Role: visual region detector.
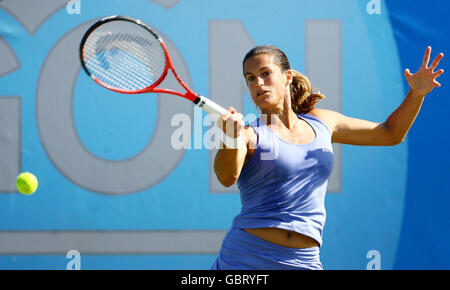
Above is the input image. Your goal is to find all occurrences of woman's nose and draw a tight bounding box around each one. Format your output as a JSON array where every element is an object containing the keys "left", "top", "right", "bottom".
[{"left": 256, "top": 76, "right": 264, "bottom": 86}]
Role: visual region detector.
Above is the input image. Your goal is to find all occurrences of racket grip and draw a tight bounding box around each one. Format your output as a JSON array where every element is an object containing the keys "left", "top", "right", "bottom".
[{"left": 194, "top": 95, "right": 228, "bottom": 116}]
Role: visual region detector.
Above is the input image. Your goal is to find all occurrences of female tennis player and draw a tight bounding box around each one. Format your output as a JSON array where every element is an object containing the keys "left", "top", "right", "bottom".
[{"left": 211, "top": 45, "right": 444, "bottom": 270}]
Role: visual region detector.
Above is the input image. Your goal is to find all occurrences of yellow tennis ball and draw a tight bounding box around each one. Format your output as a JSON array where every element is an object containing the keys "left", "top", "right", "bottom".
[{"left": 16, "top": 172, "right": 38, "bottom": 195}]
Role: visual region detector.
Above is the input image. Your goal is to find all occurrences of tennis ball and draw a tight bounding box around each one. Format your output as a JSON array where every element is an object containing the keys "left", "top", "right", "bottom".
[{"left": 16, "top": 172, "right": 38, "bottom": 195}]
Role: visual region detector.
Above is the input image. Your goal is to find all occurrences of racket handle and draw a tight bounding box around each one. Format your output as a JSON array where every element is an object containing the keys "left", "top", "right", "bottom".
[{"left": 194, "top": 95, "right": 228, "bottom": 116}]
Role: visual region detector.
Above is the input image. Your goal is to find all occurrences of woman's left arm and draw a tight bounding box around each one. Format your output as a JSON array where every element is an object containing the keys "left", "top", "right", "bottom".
[{"left": 313, "top": 46, "right": 444, "bottom": 146}]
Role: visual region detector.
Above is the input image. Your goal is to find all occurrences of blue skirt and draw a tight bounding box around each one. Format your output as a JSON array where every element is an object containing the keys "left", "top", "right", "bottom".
[{"left": 211, "top": 227, "right": 322, "bottom": 270}]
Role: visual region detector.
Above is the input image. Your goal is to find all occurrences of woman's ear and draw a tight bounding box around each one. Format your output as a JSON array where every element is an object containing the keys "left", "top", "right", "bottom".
[
  {"left": 284, "top": 70, "right": 293, "bottom": 98},
  {"left": 285, "top": 70, "right": 293, "bottom": 91},
  {"left": 286, "top": 70, "right": 293, "bottom": 86}
]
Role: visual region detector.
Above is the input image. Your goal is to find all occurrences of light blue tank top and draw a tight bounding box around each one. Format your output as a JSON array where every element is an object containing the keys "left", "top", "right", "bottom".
[{"left": 232, "top": 113, "right": 334, "bottom": 246}]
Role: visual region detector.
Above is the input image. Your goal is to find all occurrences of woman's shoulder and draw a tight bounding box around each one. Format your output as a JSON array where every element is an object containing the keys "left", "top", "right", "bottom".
[
  {"left": 306, "top": 108, "right": 337, "bottom": 134},
  {"left": 307, "top": 108, "right": 333, "bottom": 119}
]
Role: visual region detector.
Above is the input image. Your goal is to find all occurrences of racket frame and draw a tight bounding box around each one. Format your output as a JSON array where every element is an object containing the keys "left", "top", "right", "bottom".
[
  {"left": 79, "top": 15, "right": 197, "bottom": 101},
  {"left": 79, "top": 15, "right": 228, "bottom": 116}
]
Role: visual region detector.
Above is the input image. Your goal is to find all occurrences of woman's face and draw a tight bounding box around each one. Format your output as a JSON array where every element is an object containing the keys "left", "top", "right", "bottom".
[{"left": 243, "top": 53, "right": 291, "bottom": 112}]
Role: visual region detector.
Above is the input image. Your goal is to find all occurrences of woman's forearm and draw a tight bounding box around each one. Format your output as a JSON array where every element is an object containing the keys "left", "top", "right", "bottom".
[
  {"left": 384, "top": 89, "right": 425, "bottom": 144},
  {"left": 214, "top": 146, "right": 247, "bottom": 187}
]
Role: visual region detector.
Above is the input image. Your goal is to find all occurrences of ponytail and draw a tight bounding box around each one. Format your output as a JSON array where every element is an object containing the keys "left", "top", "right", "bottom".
[{"left": 290, "top": 70, "right": 325, "bottom": 114}]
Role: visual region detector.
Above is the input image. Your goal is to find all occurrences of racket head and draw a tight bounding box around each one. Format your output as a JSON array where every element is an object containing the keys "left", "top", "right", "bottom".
[{"left": 79, "top": 15, "right": 170, "bottom": 94}]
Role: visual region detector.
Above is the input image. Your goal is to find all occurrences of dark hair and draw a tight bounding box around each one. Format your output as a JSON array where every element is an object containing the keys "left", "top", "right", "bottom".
[{"left": 243, "top": 45, "right": 325, "bottom": 114}]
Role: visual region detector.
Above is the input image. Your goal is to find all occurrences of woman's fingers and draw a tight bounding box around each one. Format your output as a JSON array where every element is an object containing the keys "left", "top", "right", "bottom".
[
  {"left": 421, "top": 46, "right": 444, "bottom": 71},
  {"left": 422, "top": 46, "right": 432, "bottom": 67},
  {"left": 219, "top": 109, "right": 244, "bottom": 138},
  {"left": 229, "top": 112, "right": 245, "bottom": 132},
  {"left": 404, "top": 68, "right": 413, "bottom": 78},
  {"left": 227, "top": 106, "right": 237, "bottom": 114},
  {"left": 433, "top": 69, "right": 445, "bottom": 79},
  {"left": 430, "top": 53, "right": 444, "bottom": 71}
]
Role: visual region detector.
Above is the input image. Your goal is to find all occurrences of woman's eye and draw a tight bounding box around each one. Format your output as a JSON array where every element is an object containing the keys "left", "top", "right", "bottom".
[
  {"left": 262, "top": 71, "right": 271, "bottom": 77},
  {"left": 247, "top": 76, "right": 255, "bottom": 81}
]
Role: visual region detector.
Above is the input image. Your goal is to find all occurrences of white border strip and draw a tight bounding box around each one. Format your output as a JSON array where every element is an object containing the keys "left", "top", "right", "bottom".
[{"left": 0, "top": 231, "right": 226, "bottom": 254}]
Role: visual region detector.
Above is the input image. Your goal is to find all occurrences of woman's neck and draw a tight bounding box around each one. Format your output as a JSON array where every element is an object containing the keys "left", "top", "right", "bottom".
[
  {"left": 259, "top": 93, "right": 300, "bottom": 129},
  {"left": 260, "top": 106, "right": 299, "bottom": 130}
]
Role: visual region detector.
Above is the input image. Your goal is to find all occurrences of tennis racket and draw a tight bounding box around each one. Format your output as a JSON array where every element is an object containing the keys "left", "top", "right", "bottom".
[{"left": 79, "top": 15, "right": 228, "bottom": 115}]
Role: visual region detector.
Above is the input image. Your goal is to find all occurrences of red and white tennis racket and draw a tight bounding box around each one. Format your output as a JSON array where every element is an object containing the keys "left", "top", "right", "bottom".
[{"left": 79, "top": 15, "right": 228, "bottom": 115}]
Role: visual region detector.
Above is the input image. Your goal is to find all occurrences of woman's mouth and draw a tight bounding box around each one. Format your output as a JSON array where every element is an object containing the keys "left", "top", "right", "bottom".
[{"left": 257, "top": 90, "right": 269, "bottom": 96}]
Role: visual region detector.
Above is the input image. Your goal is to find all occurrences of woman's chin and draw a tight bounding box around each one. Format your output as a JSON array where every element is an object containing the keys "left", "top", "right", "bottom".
[
  {"left": 254, "top": 100, "right": 280, "bottom": 113},
  {"left": 253, "top": 97, "right": 274, "bottom": 111}
]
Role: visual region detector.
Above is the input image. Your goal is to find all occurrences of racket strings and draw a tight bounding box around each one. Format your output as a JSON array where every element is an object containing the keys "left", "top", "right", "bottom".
[
  {"left": 87, "top": 25, "right": 162, "bottom": 87},
  {"left": 86, "top": 33, "right": 158, "bottom": 89},
  {"left": 89, "top": 54, "right": 149, "bottom": 90},
  {"left": 82, "top": 20, "right": 166, "bottom": 91},
  {"left": 92, "top": 37, "right": 153, "bottom": 89}
]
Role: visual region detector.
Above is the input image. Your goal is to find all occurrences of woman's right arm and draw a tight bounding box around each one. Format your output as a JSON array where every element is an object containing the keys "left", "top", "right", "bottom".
[{"left": 213, "top": 108, "right": 250, "bottom": 187}]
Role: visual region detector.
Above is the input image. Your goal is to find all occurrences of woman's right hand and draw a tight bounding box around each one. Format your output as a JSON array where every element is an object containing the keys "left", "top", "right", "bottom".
[{"left": 217, "top": 107, "right": 245, "bottom": 148}]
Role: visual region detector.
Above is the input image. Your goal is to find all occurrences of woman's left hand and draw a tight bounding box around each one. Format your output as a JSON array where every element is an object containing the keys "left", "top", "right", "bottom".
[{"left": 404, "top": 46, "right": 444, "bottom": 97}]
